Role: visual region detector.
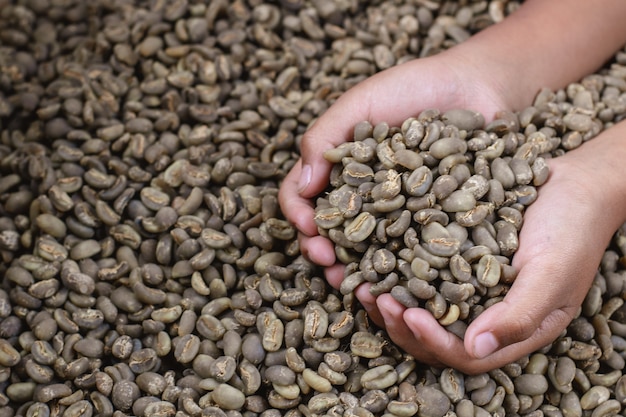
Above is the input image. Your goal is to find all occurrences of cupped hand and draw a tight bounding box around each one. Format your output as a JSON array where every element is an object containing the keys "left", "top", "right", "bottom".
[
  {"left": 278, "top": 50, "right": 508, "bottom": 286},
  {"left": 369, "top": 126, "right": 626, "bottom": 374},
  {"left": 276, "top": 0, "right": 626, "bottom": 374},
  {"left": 278, "top": 37, "right": 626, "bottom": 374}
]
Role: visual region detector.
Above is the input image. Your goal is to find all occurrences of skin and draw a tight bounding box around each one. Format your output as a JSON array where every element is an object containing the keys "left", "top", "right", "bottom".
[{"left": 278, "top": 0, "right": 626, "bottom": 374}]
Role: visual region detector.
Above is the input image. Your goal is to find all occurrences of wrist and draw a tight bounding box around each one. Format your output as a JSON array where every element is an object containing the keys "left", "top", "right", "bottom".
[{"left": 549, "top": 122, "right": 626, "bottom": 230}]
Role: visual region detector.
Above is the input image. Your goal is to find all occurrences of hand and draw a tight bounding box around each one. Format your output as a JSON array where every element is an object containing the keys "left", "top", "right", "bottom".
[
  {"left": 366, "top": 124, "right": 626, "bottom": 374},
  {"left": 279, "top": 0, "right": 626, "bottom": 287},
  {"left": 278, "top": 0, "right": 626, "bottom": 373},
  {"left": 278, "top": 50, "right": 508, "bottom": 285}
]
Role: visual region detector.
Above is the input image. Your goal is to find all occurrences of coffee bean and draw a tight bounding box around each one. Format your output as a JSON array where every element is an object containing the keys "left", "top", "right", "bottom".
[{"left": 211, "top": 383, "right": 246, "bottom": 410}]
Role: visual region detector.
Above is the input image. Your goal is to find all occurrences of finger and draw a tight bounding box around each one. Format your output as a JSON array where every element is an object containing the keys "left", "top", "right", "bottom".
[
  {"left": 402, "top": 307, "right": 524, "bottom": 374},
  {"left": 376, "top": 295, "right": 443, "bottom": 368},
  {"left": 324, "top": 263, "right": 346, "bottom": 290},
  {"left": 297, "top": 92, "right": 371, "bottom": 199},
  {"left": 401, "top": 306, "right": 462, "bottom": 368},
  {"left": 354, "top": 284, "right": 385, "bottom": 329},
  {"left": 464, "top": 257, "right": 578, "bottom": 360},
  {"left": 278, "top": 160, "right": 319, "bottom": 237},
  {"left": 299, "top": 234, "right": 336, "bottom": 267}
]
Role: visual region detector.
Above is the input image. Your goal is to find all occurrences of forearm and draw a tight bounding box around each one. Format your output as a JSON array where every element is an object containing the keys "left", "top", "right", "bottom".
[
  {"left": 447, "top": 0, "right": 626, "bottom": 110},
  {"left": 552, "top": 119, "right": 626, "bottom": 228}
]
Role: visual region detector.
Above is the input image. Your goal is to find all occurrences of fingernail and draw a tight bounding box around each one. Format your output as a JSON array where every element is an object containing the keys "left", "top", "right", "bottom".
[
  {"left": 298, "top": 164, "right": 311, "bottom": 193},
  {"left": 474, "top": 332, "right": 498, "bottom": 358}
]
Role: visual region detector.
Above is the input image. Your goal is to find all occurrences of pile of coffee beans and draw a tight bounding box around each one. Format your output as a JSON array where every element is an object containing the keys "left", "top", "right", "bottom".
[{"left": 2, "top": 0, "right": 626, "bottom": 416}]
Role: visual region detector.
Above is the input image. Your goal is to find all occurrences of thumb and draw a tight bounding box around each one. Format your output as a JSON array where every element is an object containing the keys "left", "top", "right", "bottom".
[
  {"left": 278, "top": 90, "right": 374, "bottom": 238},
  {"left": 297, "top": 93, "right": 371, "bottom": 199},
  {"left": 463, "top": 261, "right": 577, "bottom": 360}
]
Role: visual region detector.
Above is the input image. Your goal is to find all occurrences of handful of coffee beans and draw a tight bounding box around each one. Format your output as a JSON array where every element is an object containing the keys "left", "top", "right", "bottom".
[{"left": 315, "top": 107, "right": 558, "bottom": 337}]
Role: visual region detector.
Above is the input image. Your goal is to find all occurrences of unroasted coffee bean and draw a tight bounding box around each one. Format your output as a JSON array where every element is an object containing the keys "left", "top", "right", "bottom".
[
  {"left": 350, "top": 332, "right": 385, "bottom": 358},
  {"left": 207, "top": 356, "right": 237, "bottom": 383},
  {"left": 361, "top": 365, "right": 398, "bottom": 390},
  {"left": 111, "top": 381, "right": 140, "bottom": 412},
  {"left": 136, "top": 372, "right": 167, "bottom": 396},
  {"left": 391, "top": 286, "right": 420, "bottom": 308},
  {"left": 63, "top": 400, "right": 93, "bottom": 417},
  {"left": 174, "top": 334, "right": 201, "bottom": 364},
  {"left": 266, "top": 365, "right": 297, "bottom": 386},
  {"left": 443, "top": 109, "right": 485, "bottom": 131},
  {"left": 143, "top": 401, "right": 177, "bottom": 417},
  {"left": 344, "top": 212, "right": 377, "bottom": 243},
  {"left": 514, "top": 374, "right": 549, "bottom": 396},
  {"left": 415, "top": 385, "right": 452, "bottom": 417},
  {"left": 33, "top": 383, "right": 72, "bottom": 403},
  {"left": 302, "top": 368, "right": 332, "bottom": 393},
  {"left": 0, "top": 340, "right": 20, "bottom": 367},
  {"left": 31, "top": 341, "right": 58, "bottom": 366},
  {"left": 73, "top": 337, "right": 104, "bottom": 358},
  {"left": 128, "top": 348, "right": 159, "bottom": 374},
  {"left": 211, "top": 383, "right": 246, "bottom": 410}
]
